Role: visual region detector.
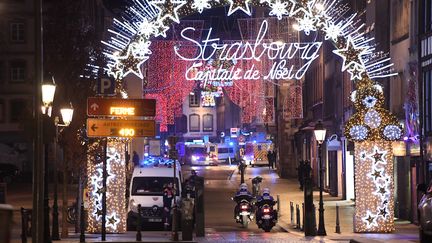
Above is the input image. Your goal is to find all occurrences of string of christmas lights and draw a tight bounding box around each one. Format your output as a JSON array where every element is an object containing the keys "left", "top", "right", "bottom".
[
  {"left": 96, "top": 0, "right": 405, "bottom": 234},
  {"left": 87, "top": 139, "right": 127, "bottom": 233},
  {"left": 354, "top": 141, "right": 394, "bottom": 233}
]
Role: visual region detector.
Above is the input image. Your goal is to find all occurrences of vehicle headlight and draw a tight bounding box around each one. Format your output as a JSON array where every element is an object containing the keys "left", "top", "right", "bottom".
[
  {"left": 192, "top": 155, "right": 198, "bottom": 161},
  {"left": 129, "top": 199, "right": 138, "bottom": 212}
]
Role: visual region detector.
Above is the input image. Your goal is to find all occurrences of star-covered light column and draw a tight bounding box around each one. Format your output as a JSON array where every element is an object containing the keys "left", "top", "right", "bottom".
[
  {"left": 87, "top": 140, "right": 126, "bottom": 233},
  {"left": 354, "top": 141, "right": 394, "bottom": 232},
  {"left": 345, "top": 77, "right": 401, "bottom": 233}
]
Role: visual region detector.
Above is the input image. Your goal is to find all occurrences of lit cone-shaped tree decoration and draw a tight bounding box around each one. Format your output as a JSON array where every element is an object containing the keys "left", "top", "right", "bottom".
[{"left": 345, "top": 77, "right": 402, "bottom": 233}]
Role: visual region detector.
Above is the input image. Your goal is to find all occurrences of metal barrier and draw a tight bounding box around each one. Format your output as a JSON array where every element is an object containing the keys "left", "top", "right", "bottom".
[
  {"left": 335, "top": 204, "right": 341, "bottom": 233},
  {"left": 20, "top": 208, "right": 32, "bottom": 243},
  {"left": 301, "top": 203, "right": 304, "bottom": 231},
  {"left": 276, "top": 195, "right": 280, "bottom": 218},
  {"left": 312, "top": 204, "right": 317, "bottom": 231},
  {"left": 290, "top": 201, "right": 294, "bottom": 225},
  {"left": 295, "top": 204, "right": 300, "bottom": 229}
]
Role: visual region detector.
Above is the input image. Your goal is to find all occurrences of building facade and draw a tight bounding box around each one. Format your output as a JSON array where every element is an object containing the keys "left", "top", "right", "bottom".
[
  {"left": 0, "top": 0, "right": 37, "bottom": 172},
  {"left": 419, "top": 0, "right": 432, "bottom": 187},
  {"left": 181, "top": 92, "right": 218, "bottom": 141}
]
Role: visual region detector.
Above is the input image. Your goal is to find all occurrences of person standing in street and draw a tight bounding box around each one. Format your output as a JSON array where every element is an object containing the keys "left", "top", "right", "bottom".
[
  {"left": 271, "top": 150, "right": 276, "bottom": 169},
  {"left": 163, "top": 182, "right": 174, "bottom": 230},
  {"left": 267, "top": 150, "right": 272, "bottom": 169},
  {"left": 132, "top": 151, "right": 140, "bottom": 166}
]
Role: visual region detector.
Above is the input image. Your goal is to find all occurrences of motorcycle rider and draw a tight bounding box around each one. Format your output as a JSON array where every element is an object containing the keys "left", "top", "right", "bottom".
[
  {"left": 233, "top": 183, "right": 254, "bottom": 222},
  {"left": 255, "top": 188, "right": 277, "bottom": 222}
]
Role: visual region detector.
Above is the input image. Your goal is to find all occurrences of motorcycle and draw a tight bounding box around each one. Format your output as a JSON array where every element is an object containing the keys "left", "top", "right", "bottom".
[
  {"left": 233, "top": 198, "right": 254, "bottom": 228},
  {"left": 256, "top": 202, "right": 277, "bottom": 232}
]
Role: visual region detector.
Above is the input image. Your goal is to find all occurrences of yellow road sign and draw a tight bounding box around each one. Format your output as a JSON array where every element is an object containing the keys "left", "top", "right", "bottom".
[{"left": 87, "top": 119, "right": 156, "bottom": 137}]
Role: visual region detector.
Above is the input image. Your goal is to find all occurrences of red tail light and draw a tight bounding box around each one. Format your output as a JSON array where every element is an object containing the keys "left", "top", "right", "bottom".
[
  {"left": 240, "top": 204, "right": 248, "bottom": 210},
  {"left": 263, "top": 208, "right": 270, "bottom": 213}
]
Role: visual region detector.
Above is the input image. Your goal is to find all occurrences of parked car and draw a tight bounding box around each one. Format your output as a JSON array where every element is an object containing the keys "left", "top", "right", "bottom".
[
  {"left": 0, "top": 164, "right": 20, "bottom": 183},
  {"left": 418, "top": 182, "right": 432, "bottom": 242}
]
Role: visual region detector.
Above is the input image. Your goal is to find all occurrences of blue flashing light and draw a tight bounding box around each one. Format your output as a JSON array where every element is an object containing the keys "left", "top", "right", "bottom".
[
  {"left": 229, "top": 142, "right": 234, "bottom": 146},
  {"left": 253, "top": 140, "right": 257, "bottom": 144},
  {"left": 140, "top": 156, "right": 175, "bottom": 167},
  {"left": 144, "top": 152, "right": 149, "bottom": 157}
]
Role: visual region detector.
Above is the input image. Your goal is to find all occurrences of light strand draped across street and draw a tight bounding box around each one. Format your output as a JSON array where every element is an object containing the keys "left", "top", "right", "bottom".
[
  {"left": 96, "top": 0, "right": 404, "bottom": 234},
  {"left": 176, "top": 20, "right": 322, "bottom": 82}
]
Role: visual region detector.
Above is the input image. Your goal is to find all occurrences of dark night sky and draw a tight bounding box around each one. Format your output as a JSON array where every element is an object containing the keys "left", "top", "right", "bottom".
[{"left": 102, "top": 0, "right": 131, "bottom": 13}]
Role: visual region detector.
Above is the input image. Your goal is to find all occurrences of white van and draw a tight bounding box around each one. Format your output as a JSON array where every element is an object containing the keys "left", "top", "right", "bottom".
[
  {"left": 217, "top": 144, "right": 235, "bottom": 163},
  {"left": 127, "top": 158, "right": 182, "bottom": 230}
]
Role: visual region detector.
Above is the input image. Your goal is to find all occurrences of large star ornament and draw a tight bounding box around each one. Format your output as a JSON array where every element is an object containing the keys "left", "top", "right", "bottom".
[
  {"left": 151, "top": 0, "right": 187, "bottom": 24},
  {"left": 227, "top": 0, "right": 252, "bottom": 16},
  {"left": 333, "top": 37, "right": 367, "bottom": 71},
  {"left": 116, "top": 46, "right": 147, "bottom": 79}
]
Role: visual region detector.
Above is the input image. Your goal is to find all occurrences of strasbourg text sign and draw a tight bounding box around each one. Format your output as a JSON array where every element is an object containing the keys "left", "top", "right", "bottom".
[{"left": 174, "top": 20, "right": 322, "bottom": 83}]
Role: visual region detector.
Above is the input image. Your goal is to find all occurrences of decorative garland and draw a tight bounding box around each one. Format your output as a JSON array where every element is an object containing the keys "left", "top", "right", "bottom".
[
  {"left": 98, "top": 0, "right": 404, "bottom": 233},
  {"left": 102, "top": 0, "right": 402, "bottom": 139}
]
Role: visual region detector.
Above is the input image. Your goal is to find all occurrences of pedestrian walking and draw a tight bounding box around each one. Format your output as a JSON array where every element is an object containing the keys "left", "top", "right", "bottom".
[
  {"left": 163, "top": 182, "right": 174, "bottom": 230},
  {"left": 267, "top": 150, "right": 272, "bottom": 169},
  {"left": 132, "top": 151, "right": 140, "bottom": 166},
  {"left": 271, "top": 150, "right": 276, "bottom": 169}
]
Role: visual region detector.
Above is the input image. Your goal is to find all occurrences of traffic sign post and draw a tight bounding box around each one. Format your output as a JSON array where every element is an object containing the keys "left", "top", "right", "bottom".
[
  {"left": 96, "top": 77, "right": 115, "bottom": 95},
  {"left": 87, "top": 97, "right": 156, "bottom": 117},
  {"left": 86, "top": 119, "right": 156, "bottom": 138}
]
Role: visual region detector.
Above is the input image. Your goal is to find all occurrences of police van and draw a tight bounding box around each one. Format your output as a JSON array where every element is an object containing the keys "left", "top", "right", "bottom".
[{"left": 127, "top": 157, "right": 183, "bottom": 230}]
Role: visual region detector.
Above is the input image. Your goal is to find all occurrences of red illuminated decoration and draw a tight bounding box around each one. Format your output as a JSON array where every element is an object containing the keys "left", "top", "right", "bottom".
[
  {"left": 285, "top": 84, "right": 303, "bottom": 119},
  {"left": 145, "top": 40, "right": 197, "bottom": 131}
]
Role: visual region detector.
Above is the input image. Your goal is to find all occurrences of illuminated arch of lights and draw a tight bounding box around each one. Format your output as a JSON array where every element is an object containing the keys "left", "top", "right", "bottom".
[{"left": 92, "top": 0, "right": 403, "bottom": 233}]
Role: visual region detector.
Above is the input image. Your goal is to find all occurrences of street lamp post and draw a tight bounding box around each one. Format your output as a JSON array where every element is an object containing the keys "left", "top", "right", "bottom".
[
  {"left": 314, "top": 120, "right": 327, "bottom": 236},
  {"left": 42, "top": 78, "right": 56, "bottom": 243},
  {"left": 52, "top": 106, "right": 74, "bottom": 240}
]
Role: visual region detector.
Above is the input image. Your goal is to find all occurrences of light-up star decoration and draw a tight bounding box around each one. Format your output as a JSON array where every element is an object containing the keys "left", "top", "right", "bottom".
[
  {"left": 379, "top": 207, "right": 388, "bottom": 218},
  {"left": 106, "top": 213, "right": 120, "bottom": 230},
  {"left": 151, "top": 0, "right": 187, "bottom": 24},
  {"left": 191, "top": 0, "right": 213, "bottom": 13},
  {"left": 227, "top": 0, "right": 252, "bottom": 16},
  {"left": 370, "top": 169, "right": 382, "bottom": 180},
  {"left": 137, "top": 18, "right": 157, "bottom": 38},
  {"left": 269, "top": 0, "right": 292, "bottom": 20},
  {"left": 290, "top": 0, "right": 314, "bottom": 18},
  {"left": 297, "top": 15, "right": 316, "bottom": 35},
  {"left": 107, "top": 60, "right": 124, "bottom": 80},
  {"left": 348, "top": 65, "right": 365, "bottom": 81},
  {"left": 116, "top": 46, "right": 147, "bottom": 79},
  {"left": 369, "top": 146, "right": 386, "bottom": 164},
  {"left": 333, "top": 37, "right": 367, "bottom": 72},
  {"left": 362, "top": 211, "right": 378, "bottom": 228},
  {"left": 130, "top": 38, "right": 152, "bottom": 59},
  {"left": 154, "top": 21, "right": 170, "bottom": 37},
  {"left": 323, "top": 21, "right": 342, "bottom": 41}
]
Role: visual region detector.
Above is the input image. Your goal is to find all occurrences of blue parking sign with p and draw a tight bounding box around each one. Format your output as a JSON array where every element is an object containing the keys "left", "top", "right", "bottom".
[{"left": 97, "top": 77, "right": 115, "bottom": 95}]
